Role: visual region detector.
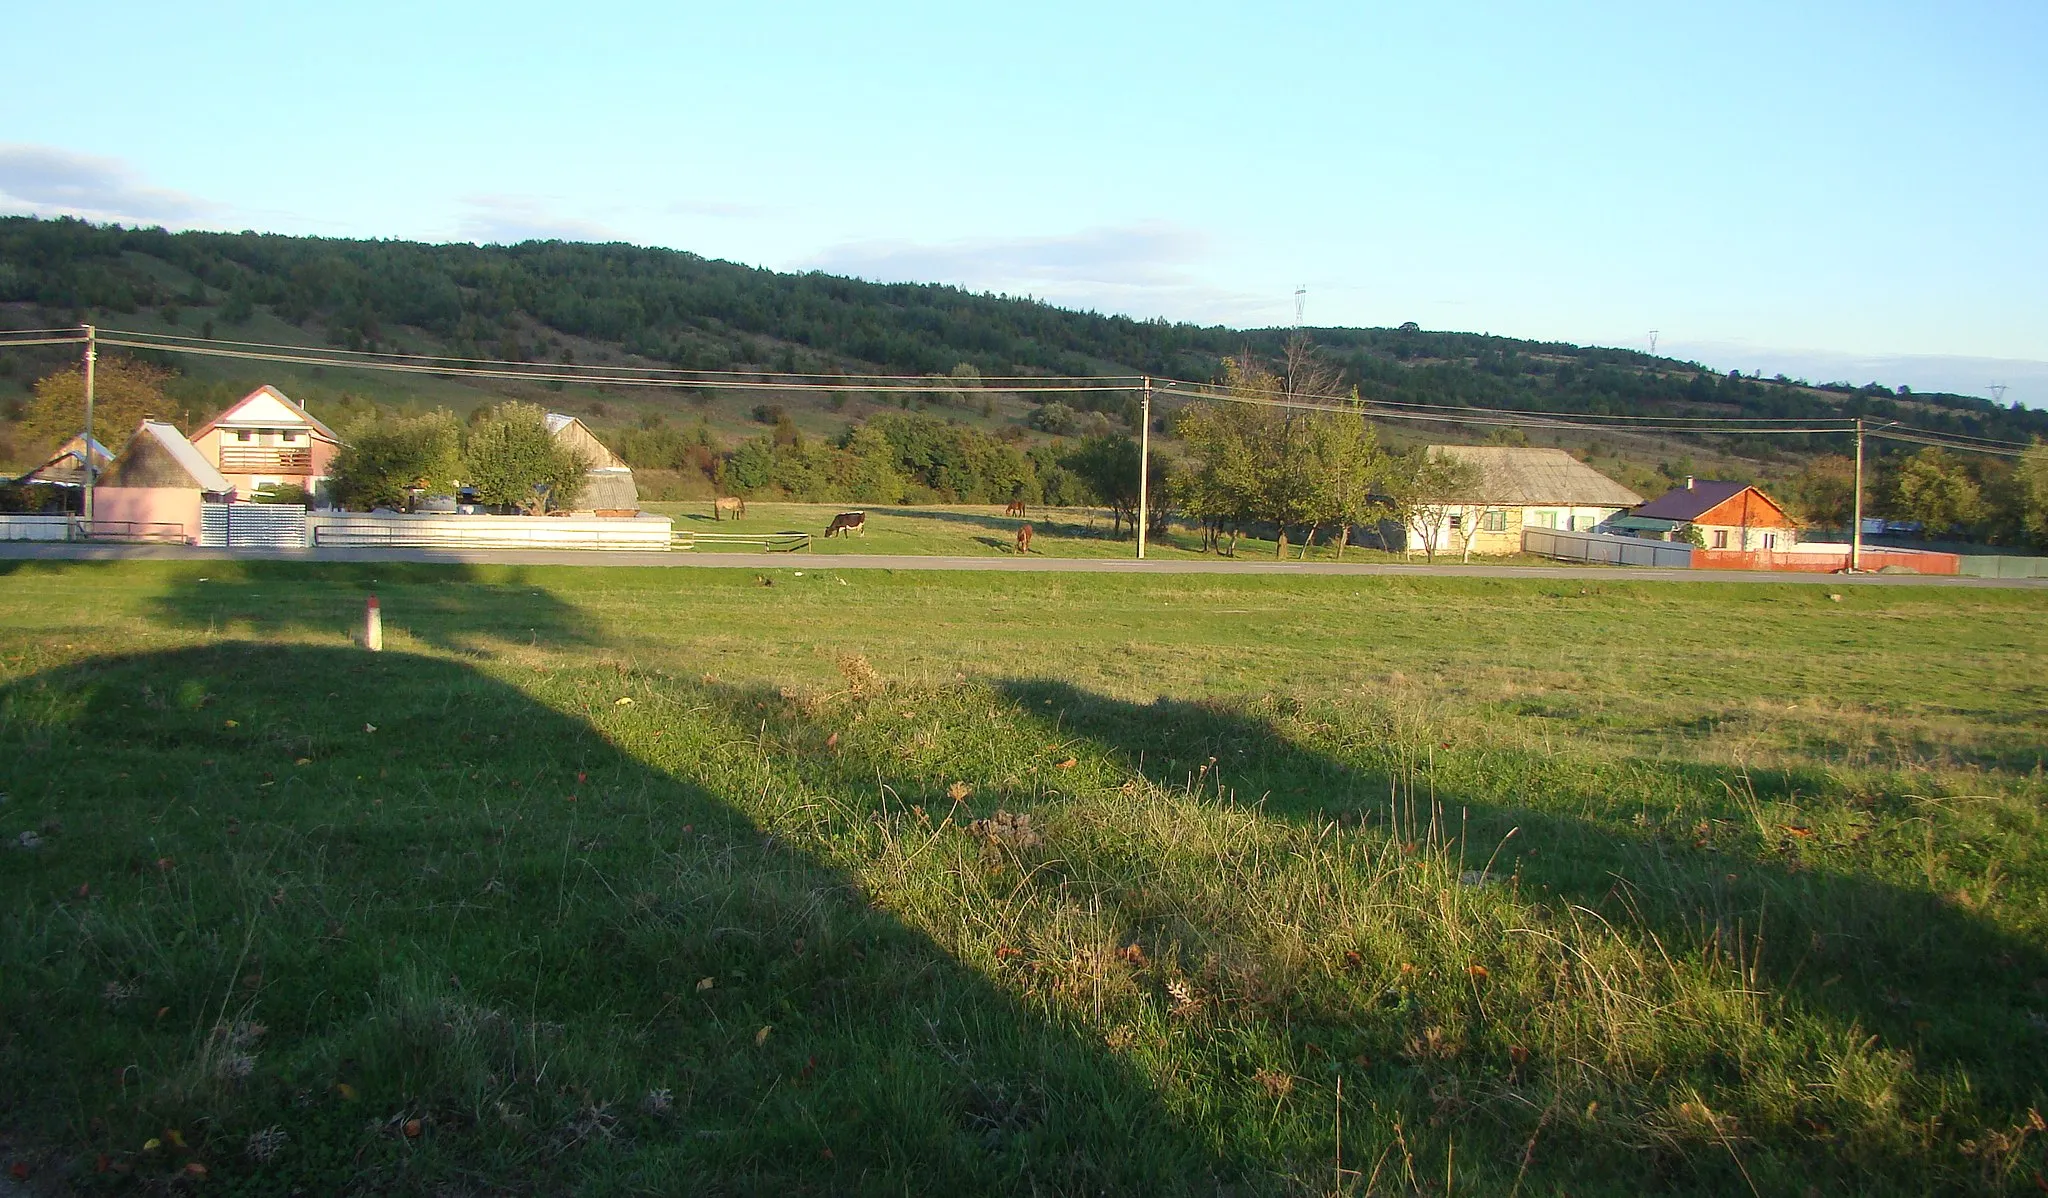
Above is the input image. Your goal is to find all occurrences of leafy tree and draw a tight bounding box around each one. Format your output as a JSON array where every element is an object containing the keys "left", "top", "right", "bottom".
[
  {"left": 1301, "top": 408, "right": 1394, "bottom": 558},
  {"left": 1893, "top": 447, "right": 1986, "bottom": 535},
  {"left": 1391, "top": 449, "right": 1480, "bottom": 563},
  {"left": 1784, "top": 454, "right": 1857, "bottom": 529},
  {"left": 329, "top": 410, "right": 463, "bottom": 511},
  {"left": 21, "top": 356, "right": 177, "bottom": 454},
  {"left": 1062, "top": 434, "right": 1150, "bottom": 535},
  {"left": 465, "top": 402, "right": 588, "bottom": 514},
  {"left": 2015, "top": 440, "right": 2048, "bottom": 547}
]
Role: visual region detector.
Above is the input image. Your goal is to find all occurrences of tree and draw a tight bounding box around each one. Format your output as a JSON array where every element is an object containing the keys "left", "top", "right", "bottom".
[
  {"left": 1062, "top": 434, "right": 1152, "bottom": 536},
  {"left": 1301, "top": 407, "right": 1393, "bottom": 559},
  {"left": 465, "top": 402, "right": 588, "bottom": 514},
  {"left": 329, "top": 410, "right": 463, "bottom": 511},
  {"left": 1785, "top": 454, "right": 1857, "bottom": 530},
  {"left": 2015, "top": 440, "right": 2048, "bottom": 547},
  {"left": 1391, "top": 449, "right": 1479, "bottom": 563},
  {"left": 20, "top": 356, "right": 177, "bottom": 454},
  {"left": 1893, "top": 447, "right": 1986, "bottom": 535}
]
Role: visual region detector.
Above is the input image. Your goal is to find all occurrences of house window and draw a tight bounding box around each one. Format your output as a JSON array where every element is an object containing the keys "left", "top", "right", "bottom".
[
  {"left": 237, "top": 430, "right": 252, "bottom": 442},
  {"left": 1448, "top": 513, "right": 1463, "bottom": 531},
  {"left": 1480, "top": 510, "right": 1507, "bottom": 533},
  {"left": 281, "top": 431, "right": 297, "bottom": 443},
  {"left": 1763, "top": 532, "right": 1778, "bottom": 550},
  {"left": 1529, "top": 511, "right": 1555, "bottom": 529},
  {"left": 1712, "top": 529, "right": 1729, "bottom": 549}
]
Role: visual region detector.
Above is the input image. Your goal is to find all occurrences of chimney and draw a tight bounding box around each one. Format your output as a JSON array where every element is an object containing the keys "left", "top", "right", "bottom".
[{"left": 1685, "top": 476, "right": 1695, "bottom": 490}]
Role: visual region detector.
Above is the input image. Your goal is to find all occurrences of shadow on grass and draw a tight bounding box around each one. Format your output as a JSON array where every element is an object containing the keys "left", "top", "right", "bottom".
[
  {"left": 988, "top": 680, "right": 2048, "bottom": 1111},
  {"left": 873, "top": 506, "right": 1141, "bottom": 545},
  {"left": 0, "top": 645, "right": 1236, "bottom": 1193},
  {"left": 130, "top": 560, "right": 602, "bottom": 654}
]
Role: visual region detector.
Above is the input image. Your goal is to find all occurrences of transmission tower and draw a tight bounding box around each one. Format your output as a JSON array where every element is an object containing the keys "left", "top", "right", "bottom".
[
  {"left": 1293, "top": 285, "right": 1307, "bottom": 329},
  {"left": 1647, "top": 329, "right": 1660, "bottom": 356},
  {"left": 1990, "top": 382, "right": 2009, "bottom": 405}
]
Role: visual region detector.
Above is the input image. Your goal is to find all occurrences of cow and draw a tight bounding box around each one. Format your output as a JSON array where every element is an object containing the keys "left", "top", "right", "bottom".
[
  {"left": 714, "top": 496, "right": 746, "bottom": 521},
  {"left": 1015, "top": 523, "right": 1033, "bottom": 555},
  {"left": 1004, "top": 498, "right": 1027, "bottom": 516},
  {"left": 824, "top": 511, "right": 867, "bottom": 538}
]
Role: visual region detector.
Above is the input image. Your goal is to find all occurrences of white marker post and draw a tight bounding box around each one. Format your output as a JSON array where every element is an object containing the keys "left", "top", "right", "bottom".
[{"left": 364, "top": 594, "right": 383, "bottom": 652}]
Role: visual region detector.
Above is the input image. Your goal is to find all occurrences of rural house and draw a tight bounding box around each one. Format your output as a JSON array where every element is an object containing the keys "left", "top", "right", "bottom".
[
  {"left": 1409, "top": 445, "right": 1643, "bottom": 557},
  {"left": 190, "top": 385, "right": 341, "bottom": 503},
  {"left": 545, "top": 412, "right": 639, "bottom": 515},
  {"left": 1624, "top": 478, "right": 1798, "bottom": 551},
  {"left": 93, "top": 420, "right": 235, "bottom": 542}
]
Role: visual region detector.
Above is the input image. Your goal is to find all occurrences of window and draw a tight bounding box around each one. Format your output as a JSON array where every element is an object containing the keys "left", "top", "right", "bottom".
[
  {"left": 1763, "top": 532, "right": 1778, "bottom": 550},
  {"left": 1480, "top": 510, "right": 1507, "bottom": 533},
  {"left": 1712, "top": 529, "right": 1729, "bottom": 549},
  {"left": 1448, "top": 513, "right": 1463, "bottom": 531},
  {"left": 1530, "top": 511, "right": 1556, "bottom": 529},
  {"left": 280, "top": 430, "right": 297, "bottom": 443},
  {"left": 236, "top": 430, "right": 252, "bottom": 442}
]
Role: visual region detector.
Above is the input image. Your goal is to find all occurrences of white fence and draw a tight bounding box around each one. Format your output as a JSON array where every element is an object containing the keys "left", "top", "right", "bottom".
[
  {"left": 0, "top": 514, "right": 74, "bottom": 542},
  {"left": 1524, "top": 526, "right": 1695, "bottom": 568},
  {"left": 310, "top": 512, "right": 673, "bottom": 551},
  {"left": 200, "top": 502, "right": 309, "bottom": 549}
]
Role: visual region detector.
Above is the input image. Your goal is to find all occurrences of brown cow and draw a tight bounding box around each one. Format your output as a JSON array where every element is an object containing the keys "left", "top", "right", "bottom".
[
  {"left": 1004, "top": 499, "right": 1027, "bottom": 516},
  {"left": 714, "top": 496, "right": 746, "bottom": 521},
  {"left": 824, "top": 510, "right": 867, "bottom": 538},
  {"left": 1015, "top": 523, "right": 1033, "bottom": 555}
]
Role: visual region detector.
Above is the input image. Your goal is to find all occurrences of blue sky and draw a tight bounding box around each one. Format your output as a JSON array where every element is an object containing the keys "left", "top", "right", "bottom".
[{"left": 3, "top": 0, "right": 2044, "bottom": 401}]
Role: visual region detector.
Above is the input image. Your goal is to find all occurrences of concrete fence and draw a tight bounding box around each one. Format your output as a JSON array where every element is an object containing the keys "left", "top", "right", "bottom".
[
  {"left": 0, "top": 514, "right": 74, "bottom": 542},
  {"left": 1957, "top": 555, "right": 2048, "bottom": 579},
  {"left": 1523, "top": 527, "right": 1695, "bottom": 568},
  {"left": 309, "top": 512, "right": 673, "bottom": 551}
]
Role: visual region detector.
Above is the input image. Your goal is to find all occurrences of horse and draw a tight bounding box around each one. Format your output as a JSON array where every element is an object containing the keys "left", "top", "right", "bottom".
[
  {"left": 1015, "top": 523, "right": 1033, "bottom": 555},
  {"left": 824, "top": 511, "right": 867, "bottom": 538},
  {"left": 1004, "top": 499, "right": 1027, "bottom": 516},
  {"left": 714, "top": 496, "right": 746, "bottom": 521}
]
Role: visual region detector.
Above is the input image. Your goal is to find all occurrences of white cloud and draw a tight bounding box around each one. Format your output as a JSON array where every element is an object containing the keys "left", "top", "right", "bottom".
[
  {"left": 0, "top": 143, "right": 217, "bottom": 225},
  {"left": 1661, "top": 338, "right": 2048, "bottom": 409},
  {"left": 805, "top": 222, "right": 1265, "bottom": 324},
  {"left": 455, "top": 195, "right": 619, "bottom": 244}
]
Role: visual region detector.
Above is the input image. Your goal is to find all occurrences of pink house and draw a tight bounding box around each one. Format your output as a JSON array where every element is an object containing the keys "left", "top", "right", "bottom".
[
  {"left": 94, "top": 420, "right": 235, "bottom": 543},
  {"left": 189, "top": 385, "right": 341, "bottom": 502}
]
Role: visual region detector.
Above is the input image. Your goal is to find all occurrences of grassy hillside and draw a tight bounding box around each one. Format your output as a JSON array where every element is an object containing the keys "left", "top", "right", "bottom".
[
  {"left": 5, "top": 217, "right": 2042, "bottom": 464},
  {"left": 1, "top": 562, "right": 2045, "bottom": 1193}
]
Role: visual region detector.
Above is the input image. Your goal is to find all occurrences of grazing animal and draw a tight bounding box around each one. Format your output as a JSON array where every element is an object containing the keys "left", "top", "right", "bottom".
[
  {"left": 1004, "top": 499, "right": 1027, "bottom": 516},
  {"left": 714, "top": 496, "right": 746, "bottom": 521},
  {"left": 1015, "top": 523, "right": 1033, "bottom": 555},
  {"left": 824, "top": 511, "right": 867, "bottom": 538}
]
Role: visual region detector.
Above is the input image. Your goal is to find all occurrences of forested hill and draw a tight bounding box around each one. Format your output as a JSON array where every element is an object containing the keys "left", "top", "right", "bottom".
[{"left": 2, "top": 215, "right": 2041, "bottom": 446}]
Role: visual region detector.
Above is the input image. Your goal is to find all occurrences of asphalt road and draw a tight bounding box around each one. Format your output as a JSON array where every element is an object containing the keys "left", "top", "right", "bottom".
[{"left": 3, "top": 541, "right": 2044, "bottom": 588}]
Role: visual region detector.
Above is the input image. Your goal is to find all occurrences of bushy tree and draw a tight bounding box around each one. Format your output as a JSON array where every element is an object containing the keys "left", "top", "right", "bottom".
[
  {"left": 21, "top": 356, "right": 177, "bottom": 454},
  {"left": 329, "top": 409, "right": 462, "bottom": 511},
  {"left": 1784, "top": 454, "right": 1856, "bottom": 529},
  {"left": 465, "top": 402, "right": 588, "bottom": 514},
  {"left": 2015, "top": 440, "right": 2048, "bottom": 547},
  {"left": 1062, "top": 434, "right": 1149, "bottom": 535},
  {"left": 1893, "top": 447, "right": 1986, "bottom": 535}
]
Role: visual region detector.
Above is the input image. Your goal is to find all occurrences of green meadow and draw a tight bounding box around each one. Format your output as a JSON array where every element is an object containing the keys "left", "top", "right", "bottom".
[{"left": 1, "top": 561, "right": 2045, "bottom": 1194}]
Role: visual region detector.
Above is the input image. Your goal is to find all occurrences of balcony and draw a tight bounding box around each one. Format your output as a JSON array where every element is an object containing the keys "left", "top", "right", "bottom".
[{"left": 219, "top": 446, "right": 313, "bottom": 473}]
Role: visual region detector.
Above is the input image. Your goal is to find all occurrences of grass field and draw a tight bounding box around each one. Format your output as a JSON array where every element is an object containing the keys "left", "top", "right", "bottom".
[
  {"left": 2, "top": 561, "right": 2046, "bottom": 1194},
  {"left": 647, "top": 501, "right": 1501, "bottom": 564}
]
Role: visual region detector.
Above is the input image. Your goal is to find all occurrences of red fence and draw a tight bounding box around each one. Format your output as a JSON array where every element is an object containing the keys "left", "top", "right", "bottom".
[{"left": 1695, "top": 547, "right": 1961, "bottom": 575}]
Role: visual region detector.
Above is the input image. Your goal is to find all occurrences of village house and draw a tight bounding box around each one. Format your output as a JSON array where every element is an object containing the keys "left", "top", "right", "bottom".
[
  {"left": 1409, "top": 445, "right": 1643, "bottom": 557},
  {"left": 1621, "top": 478, "right": 1798, "bottom": 551},
  {"left": 93, "top": 420, "right": 235, "bottom": 542},
  {"left": 545, "top": 412, "right": 639, "bottom": 515},
  {"left": 189, "top": 385, "right": 341, "bottom": 503}
]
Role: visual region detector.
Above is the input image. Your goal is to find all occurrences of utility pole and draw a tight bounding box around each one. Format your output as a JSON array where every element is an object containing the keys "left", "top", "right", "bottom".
[
  {"left": 81, "top": 324, "right": 97, "bottom": 532},
  {"left": 1850, "top": 417, "right": 1864, "bottom": 572},
  {"left": 1136, "top": 376, "right": 1151, "bottom": 560}
]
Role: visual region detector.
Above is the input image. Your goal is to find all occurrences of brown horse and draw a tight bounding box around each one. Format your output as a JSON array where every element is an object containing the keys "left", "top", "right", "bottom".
[
  {"left": 1015, "top": 523, "right": 1033, "bottom": 555},
  {"left": 714, "top": 496, "right": 746, "bottom": 521},
  {"left": 1004, "top": 499, "right": 1027, "bottom": 516},
  {"left": 824, "top": 511, "right": 867, "bottom": 538}
]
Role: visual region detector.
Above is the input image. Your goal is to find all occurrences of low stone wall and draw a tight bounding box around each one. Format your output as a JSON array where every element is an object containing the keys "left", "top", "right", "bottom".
[{"left": 309, "top": 512, "right": 672, "bottom": 551}]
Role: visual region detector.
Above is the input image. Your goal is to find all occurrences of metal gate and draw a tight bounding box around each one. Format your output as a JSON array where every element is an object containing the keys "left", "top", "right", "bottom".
[{"left": 199, "top": 502, "right": 308, "bottom": 548}]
